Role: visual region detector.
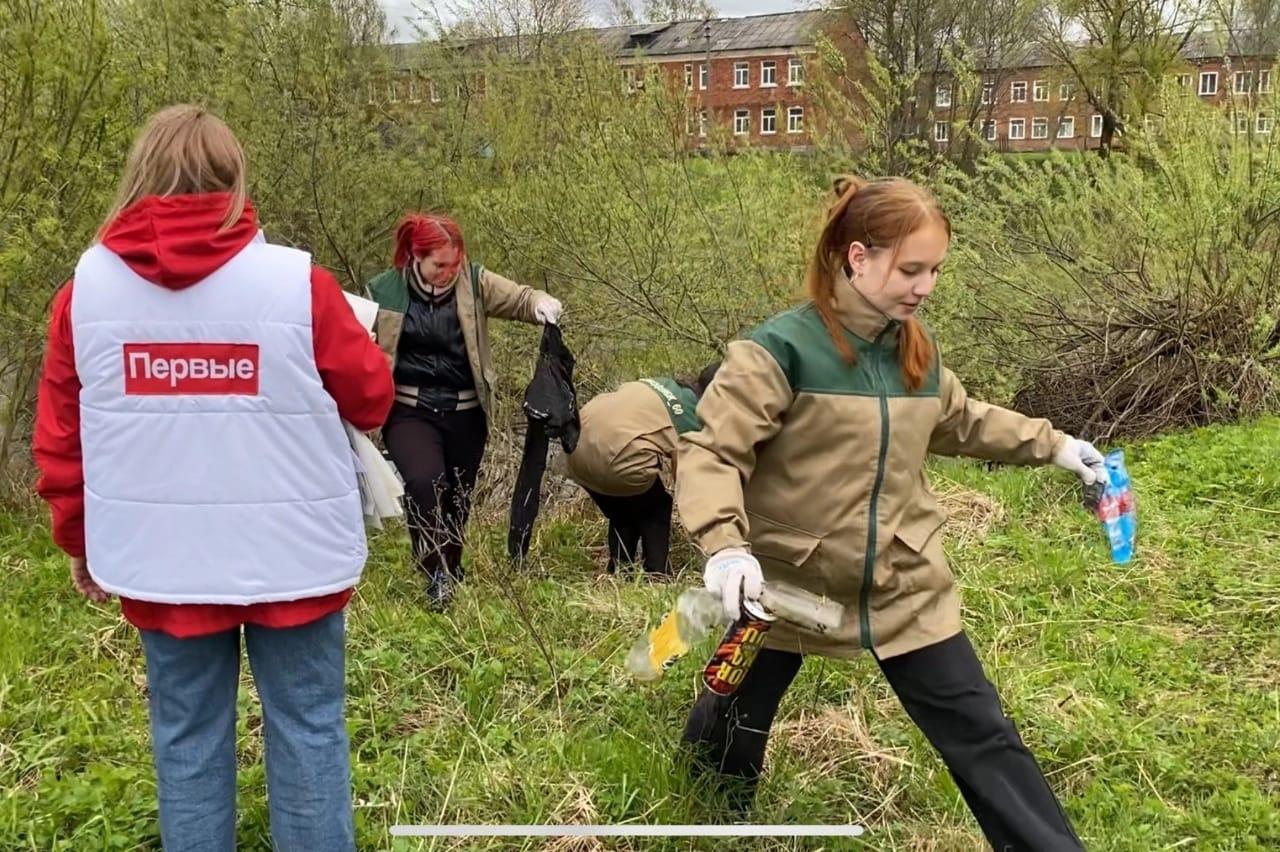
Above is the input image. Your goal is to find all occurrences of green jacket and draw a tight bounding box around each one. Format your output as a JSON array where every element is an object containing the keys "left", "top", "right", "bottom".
[
  {"left": 367, "top": 261, "right": 550, "bottom": 416},
  {"left": 566, "top": 378, "right": 701, "bottom": 497}
]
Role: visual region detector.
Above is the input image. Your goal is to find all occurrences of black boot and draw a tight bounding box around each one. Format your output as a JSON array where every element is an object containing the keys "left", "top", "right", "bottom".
[
  {"left": 424, "top": 567, "right": 456, "bottom": 611},
  {"left": 679, "top": 649, "right": 804, "bottom": 820}
]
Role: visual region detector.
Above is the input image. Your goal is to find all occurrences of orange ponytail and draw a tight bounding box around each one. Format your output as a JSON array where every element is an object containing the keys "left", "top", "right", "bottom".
[
  {"left": 899, "top": 319, "right": 934, "bottom": 392},
  {"left": 804, "top": 175, "right": 947, "bottom": 392},
  {"left": 806, "top": 176, "right": 863, "bottom": 365}
]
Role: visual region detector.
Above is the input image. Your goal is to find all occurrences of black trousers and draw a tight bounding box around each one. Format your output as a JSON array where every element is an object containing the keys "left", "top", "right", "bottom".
[
  {"left": 382, "top": 403, "right": 487, "bottom": 582},
  {"left": 682, "top": 632, "right": 1084, "bottom": 851},
  {"left": 585, "top": 479, "right": 673, "bottom": 574}
]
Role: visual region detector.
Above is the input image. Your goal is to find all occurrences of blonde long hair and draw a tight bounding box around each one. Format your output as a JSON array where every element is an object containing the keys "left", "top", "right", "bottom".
[
  {"left": 100, "top": 104, "right": 247, "bottom": 235},
  {"left": 805, "top": 176, "right": 950, "bottom": 393}
]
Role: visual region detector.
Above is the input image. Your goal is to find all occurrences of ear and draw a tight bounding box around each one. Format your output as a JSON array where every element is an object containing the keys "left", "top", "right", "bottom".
[{"left": 846, "top": 241, "right": 869, "bottom": 277}]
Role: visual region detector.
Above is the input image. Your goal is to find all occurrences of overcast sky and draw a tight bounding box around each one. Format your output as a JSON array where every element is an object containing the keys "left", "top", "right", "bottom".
[{"left": 379, "top": 0, "right": 807, "bottom": 41}]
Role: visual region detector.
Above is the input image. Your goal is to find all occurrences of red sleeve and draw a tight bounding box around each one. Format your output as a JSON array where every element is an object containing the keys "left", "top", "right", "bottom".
[
  {"left": 311, "top": 266, "right": 394, "bottom": 431},
  {"left": 33, "top": 282, "right": 86, "bottom": 558}
]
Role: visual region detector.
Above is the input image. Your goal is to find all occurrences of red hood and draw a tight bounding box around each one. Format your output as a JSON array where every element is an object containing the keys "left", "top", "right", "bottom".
[{"left": 101, "top": 193, "right": 259, "bottom": 290}]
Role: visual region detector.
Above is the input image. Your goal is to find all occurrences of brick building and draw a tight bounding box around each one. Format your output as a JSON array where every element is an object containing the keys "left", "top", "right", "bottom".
[
  {"left": 382, "top": 13, "right": 1277, "bottom": 154},
  {"left": 594, "top": 12, "right": 834, "bottom": 150},
  {"left": 933, "top": 32, "right": 1277, "bottom": 153}
]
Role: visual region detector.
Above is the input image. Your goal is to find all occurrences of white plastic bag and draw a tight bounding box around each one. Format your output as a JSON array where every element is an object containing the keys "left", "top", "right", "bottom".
[{"left": 346, "top": 422, "right": 403, "bottom": 528}]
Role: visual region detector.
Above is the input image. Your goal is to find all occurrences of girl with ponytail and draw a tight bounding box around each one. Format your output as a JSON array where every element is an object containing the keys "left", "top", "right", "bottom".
[
  {"left": 366, "top": 213, "right": 564, "bottom": 609},
  {"left": 674, "top": 176, "right": 1102, "bottom": 849}
]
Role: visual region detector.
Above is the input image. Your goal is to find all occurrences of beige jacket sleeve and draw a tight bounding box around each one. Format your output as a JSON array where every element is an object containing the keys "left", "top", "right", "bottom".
[
  {"left": 929, "top": 367, "right": 1067, "bottom": 464},
  {"left": 479, "top": 267, "right": 550, "bottom": 324},
  {"left": 676, "top": 339, "right": 793, "bottom": 557}
]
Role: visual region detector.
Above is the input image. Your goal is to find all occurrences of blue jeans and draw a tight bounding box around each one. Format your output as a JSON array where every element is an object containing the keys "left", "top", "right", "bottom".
[{"left": 140, "top": 611, "right": 354, "bottom": 852}]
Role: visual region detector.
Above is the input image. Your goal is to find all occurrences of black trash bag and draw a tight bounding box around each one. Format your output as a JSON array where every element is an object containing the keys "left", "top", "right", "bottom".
[{"left": 508, "top": 323, "right": 580, "bottom": 562}]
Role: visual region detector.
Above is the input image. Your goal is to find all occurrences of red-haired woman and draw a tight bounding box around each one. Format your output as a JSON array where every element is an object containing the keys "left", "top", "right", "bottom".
[
  {"left": 676, "top": 177, "right": 1102, "bottom": 848},
  {"left": 367, "top": 213, "right": 562, "bottom": 608}
]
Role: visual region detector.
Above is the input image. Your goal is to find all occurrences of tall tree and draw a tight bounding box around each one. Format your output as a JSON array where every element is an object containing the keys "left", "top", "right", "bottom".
[
  {"left": 604, "top": 0, "right": 717, "bottom": 25},
  {"left": 436, "top": 0, "right": 591, "bottom": 59},
  {"left": 1038, "top": 0, "right": 1207, "bottom": 157},
  {"left": 812, "top": 0, "right": 1042, "bottom": 171}
]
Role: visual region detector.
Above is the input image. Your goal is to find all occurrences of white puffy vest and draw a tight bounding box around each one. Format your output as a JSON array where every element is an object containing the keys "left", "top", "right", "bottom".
[{"left": 71, "top": 236, "right": 366, "bottom": 603}]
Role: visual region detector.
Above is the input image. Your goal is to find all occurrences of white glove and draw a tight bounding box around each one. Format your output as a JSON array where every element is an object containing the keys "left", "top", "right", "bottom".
[
  {"left": 1054, "top": 436, "right": 1106, "bottom": 485},
  {"left": 534, "top": 296, "right": 563, "bottom": 325},
  {"left": 703, "top": 547, "right": 764, "bottom": 621}
]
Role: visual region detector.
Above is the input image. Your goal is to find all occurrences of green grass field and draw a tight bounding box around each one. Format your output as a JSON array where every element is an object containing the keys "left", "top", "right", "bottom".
[{"left": 2, "top": 419, "right": 1278, "bottom": 850}]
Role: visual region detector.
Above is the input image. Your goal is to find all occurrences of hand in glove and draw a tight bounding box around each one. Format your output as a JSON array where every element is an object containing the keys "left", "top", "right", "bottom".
[
  {"left": 534, "top": 296, "right": 563, "bottom": 325},
  {"left": 704, "top": 547, "right": 764, "bottom": 621},
  {"left": 1054, "top": 436, "right": 1106, "bottom": 485}
]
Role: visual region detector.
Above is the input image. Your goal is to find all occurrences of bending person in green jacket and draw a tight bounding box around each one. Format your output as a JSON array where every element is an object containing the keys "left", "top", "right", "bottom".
[
  {"left": 368, "top": 213, "right": 562, "bottom": 609},
  {"left": 566, "top": 364, "right": 719, "bottom": 575}
]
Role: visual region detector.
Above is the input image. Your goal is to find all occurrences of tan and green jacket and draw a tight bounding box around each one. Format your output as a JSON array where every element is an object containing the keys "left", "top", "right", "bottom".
[
  {"left": 566, "top": 378, "right": 702, "bottom": 497},
  {"left": 366, "top": 261, "right": 552, "bottom": 416},
  {"left": 676, "top": 279, "right": 1067, "bottom": 660}
]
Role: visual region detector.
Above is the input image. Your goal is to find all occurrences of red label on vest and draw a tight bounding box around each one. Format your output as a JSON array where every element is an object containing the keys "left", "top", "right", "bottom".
[{"left": 123, "top": 343, "right": 260, "bottom": 395}]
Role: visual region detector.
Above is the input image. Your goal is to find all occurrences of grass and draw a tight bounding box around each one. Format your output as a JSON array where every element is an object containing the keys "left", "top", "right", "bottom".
[{"left": 1, "top": 418, "right": 1278, "bottom": 850}]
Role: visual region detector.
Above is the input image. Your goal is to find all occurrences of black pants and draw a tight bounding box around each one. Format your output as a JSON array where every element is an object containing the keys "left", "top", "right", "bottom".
[
  {"left": 382, "top": 403, "right": 487, "bottom": 583},
  {"left": 682, "top": 632, "right": 1084, "bottom": 851},
  {"left": 586, "top": 479, "right": 673, "bottom": 574}
]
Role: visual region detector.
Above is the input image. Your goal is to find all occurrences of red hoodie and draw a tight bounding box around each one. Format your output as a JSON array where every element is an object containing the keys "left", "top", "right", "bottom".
[{"left": 33, "top": 193, "right": 394, "bottom": 637}]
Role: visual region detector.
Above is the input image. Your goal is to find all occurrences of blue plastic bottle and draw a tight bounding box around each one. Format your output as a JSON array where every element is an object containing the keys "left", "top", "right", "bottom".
[{"left": 1095, "top": 450, "right": 1137, "bottom": 563}]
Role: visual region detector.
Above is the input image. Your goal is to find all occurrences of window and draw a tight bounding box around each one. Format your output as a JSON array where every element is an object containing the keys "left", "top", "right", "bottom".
[
  {"left": 407, "top": 79, "right": 419, "bottom": 102},
  {"left": 1259, "top": 113, "right": 1271, "bottom": 133},
  {"left": 1260, "top": 70, "right": 1272, "bottom": 93},
  {"left": 1237, "top": 114, "right": 1251, "bottom": 134},
  {"left": 761, "top": 61, "right": 777, "bottom": 87},
  {"left": 981, "top": 82, "right": 994, "bottom": 105},
  {"left": 761, "top": 107, "right": 777, "bottom": 134},
  {"left": 734, "top": 62, "right": 749, "bottom": 88},
  {"left": 622, "top": 68, "right": 636, "bottom": 94},
  {"left": 934, "top": 121, "right": 949, "bottom": 142},
  {"left": 1057, "top": 116, "right": 1075, "bottom": 138},
  {"left": 935, "top": 85, "right": 952, "bottom": 108},
  {"left": 1009, "top": 118, "right": 1026, "bottom": 140},
  {"left": 1176, "top": 73, "right": 1192, "bottom": 88},
  {"left": 1011, "top": 81, "right": 1027, "bottom": 103},
  {"left": 686, "top": 111, "right": 697, "bottom": 136},
  {"left": 1032, "top": 117, "right": 1048, "bottom": 139},
  {"left": 430, "top": 81, "right": 441, "bottom": 102},
  {"left": 734, "top": 108, "right": 750, "bottom": 135},
  {"left": 388, "top": 81, "right": 399, "bottom": 102},
  {"left": 1034, "top": 80, "right": 1048, "bottom": 102},
  {"left": 1236, "top": 71, "right": 1252, "bottom": 94},
  {"left": 787, "top": 106, "right": 804, "bottom": 133},
  {"left": 1200, "top": 71, "right": 1219, "bottom": 95},
  {"left": 1060, "top": 80, "right": 1075, "bottom": 100},
  {"left": 699, "top": 63, "right": 708, "bottom": 90},
  {"left": 684, "top": 63, "right": 693, "bottom": 91},
  {"left": 788, "top": 57, "right": 804, "bottom": 86},
  {"left": 455, "top": 82, "right": 465, "bottom": 98},
  {"left": 1091, "top": 114, "right": 1103, "bottom": 137},
  {"left": 699, "top": 110, "right": 708, "bottom": 137},
  {"left": 983, "top": 119, "right": 997, "bottom": 140}
]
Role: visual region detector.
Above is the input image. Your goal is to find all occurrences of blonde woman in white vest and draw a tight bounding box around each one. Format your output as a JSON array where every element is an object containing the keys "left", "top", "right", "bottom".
[{"left": 33, "top": 105, "right": 394, "bottom": 851}]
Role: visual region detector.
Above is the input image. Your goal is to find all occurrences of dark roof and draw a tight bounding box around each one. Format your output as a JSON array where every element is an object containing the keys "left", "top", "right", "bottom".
[
  {"left": 969, "top": 31, "right": 1277, "bottom": 73},
  {"left": 1179, "top": 29, "right": 1279, "bottom": 60},
  {"left": 387, "top": 10, "right": 829, "bottom": 66},
  {"left": 595, "top": 11, "right": 828, "bottom": 59}
]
